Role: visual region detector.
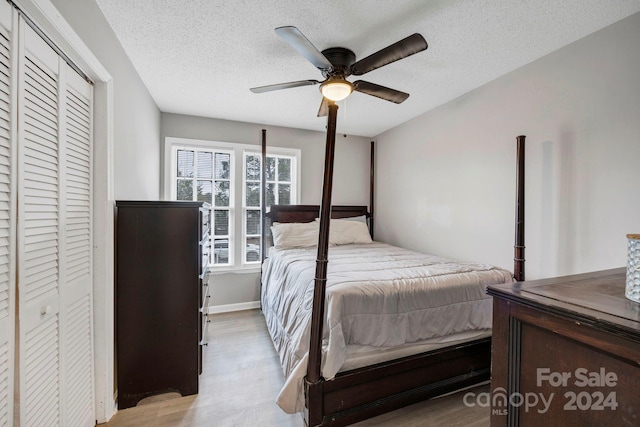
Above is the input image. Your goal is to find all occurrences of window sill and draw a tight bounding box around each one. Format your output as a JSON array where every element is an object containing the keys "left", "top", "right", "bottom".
[{"left": 208, "top": 265, "right": 262, "bottom": 275}]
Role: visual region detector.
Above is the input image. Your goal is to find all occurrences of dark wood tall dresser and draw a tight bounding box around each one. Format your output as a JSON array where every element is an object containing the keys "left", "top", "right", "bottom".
[
  {"left": 115, "top": 200, "right": 211, "bottom": 409},
  {"left": 488, "top": 268, "right": 640, "bottom": 426}
]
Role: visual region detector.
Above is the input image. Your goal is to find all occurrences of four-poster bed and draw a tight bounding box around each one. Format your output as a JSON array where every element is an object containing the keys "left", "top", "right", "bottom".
[{"left": 259, "top": 105, "right": 526, "bottom": 426}]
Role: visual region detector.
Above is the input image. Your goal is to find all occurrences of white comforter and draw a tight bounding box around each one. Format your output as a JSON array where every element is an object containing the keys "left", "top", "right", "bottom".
[{"left": 261, "top": 242, "right": 513, "bottom": 413}]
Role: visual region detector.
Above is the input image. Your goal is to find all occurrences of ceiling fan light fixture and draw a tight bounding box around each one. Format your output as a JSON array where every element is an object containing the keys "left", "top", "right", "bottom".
[{"left": 320, "top": 78, "right": 353, "bottom": 101}]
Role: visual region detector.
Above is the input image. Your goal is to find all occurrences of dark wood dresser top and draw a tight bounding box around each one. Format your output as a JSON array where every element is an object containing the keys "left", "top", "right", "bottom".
[{"left": 487, "top": 267, "right": 640, "bottom": 340}]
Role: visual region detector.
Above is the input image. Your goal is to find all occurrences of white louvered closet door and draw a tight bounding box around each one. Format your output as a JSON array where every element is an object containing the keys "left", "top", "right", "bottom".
[
  {"left": 0, "top": 2, "right": 16, "bottom": 426},
  {"left": 16, "top": 18, "right": 94, "bottom": 427},
  {"left": 60, "top": 50, "right": 94, "bottom": 427}
]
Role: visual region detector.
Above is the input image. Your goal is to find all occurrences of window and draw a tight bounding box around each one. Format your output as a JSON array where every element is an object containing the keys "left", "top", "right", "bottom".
[
  {"left": 244, "top": 153, "right": 295, "bottom": 263},
  {"left": 165, "top": 137, "right": 300, "bottom": 271},
  {"left": 175, "top": 148, "right": 234, "bottom": 265}
]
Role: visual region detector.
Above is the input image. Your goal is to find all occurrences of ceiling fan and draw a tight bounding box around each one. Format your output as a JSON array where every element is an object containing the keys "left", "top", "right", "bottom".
[{"left": 249, "top": 26, "right": 428, "bottom": 116}]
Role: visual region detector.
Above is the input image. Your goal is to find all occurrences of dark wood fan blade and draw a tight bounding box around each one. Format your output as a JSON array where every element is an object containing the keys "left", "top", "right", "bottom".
[
  {"left": 353, "top": 80, "right": 409, "bottom": 104},
  {"left": 317, "top": 97, "right": 329, "bottom": 117},
  {"left": 275, "top": 26, "right": 333, "bottom": 71},
  {"left": 250, "top": 79, "right": 320, "bottom": 93},
  {"left": 350, "top": 33, "right": 428, "bottom": 76}
]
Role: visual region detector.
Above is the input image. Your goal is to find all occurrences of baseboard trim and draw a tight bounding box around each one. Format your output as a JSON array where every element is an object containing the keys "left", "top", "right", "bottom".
[{"left": 207, "top": 301, "right": 260, "bottom": 314}]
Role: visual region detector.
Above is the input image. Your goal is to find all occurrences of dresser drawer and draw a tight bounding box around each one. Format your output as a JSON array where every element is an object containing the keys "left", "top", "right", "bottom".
[
  {"left": 200, "top": 281, "right": 210, "bottom": 313},
  {"left": 200, "top": 313, "right": 210, "bottom": 346},
  {"left": 200, "top": 237, "right": 211, "bottom": 278},
  {"left": 200, "top": 282, "right": 210, "bottom": 345}
]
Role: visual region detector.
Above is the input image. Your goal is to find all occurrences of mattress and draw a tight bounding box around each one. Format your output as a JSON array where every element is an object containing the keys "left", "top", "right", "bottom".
[{"left": 260, "top": 242, "right": 514, "bottom": 413}]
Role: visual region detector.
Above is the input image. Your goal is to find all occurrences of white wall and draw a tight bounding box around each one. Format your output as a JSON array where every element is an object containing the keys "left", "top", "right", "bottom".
[
  {"left": 375, "top": 12, "right": 640, "bottom": 280},
  {"left": 161, "top": 112, "right": 372, "bottom": 307},
  {"left": 51, "top": 0, "right": 161, "bottom": 200}
]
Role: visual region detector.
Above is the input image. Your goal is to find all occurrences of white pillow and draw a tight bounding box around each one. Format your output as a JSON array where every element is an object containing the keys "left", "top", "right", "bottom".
[
  {"left": 343, "top": 215, "right": 368, "bottom": 223},
  {"left": 316, "top": 218, "right": 373, "bottom": 245},
  {"left": 271, "top": 221, "right": 319, "bottom": 249}
]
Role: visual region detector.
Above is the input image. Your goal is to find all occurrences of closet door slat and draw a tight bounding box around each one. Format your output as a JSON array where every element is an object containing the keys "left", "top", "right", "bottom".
[{"left": 0, "top": 3, "right": 15, "bottom": 426}]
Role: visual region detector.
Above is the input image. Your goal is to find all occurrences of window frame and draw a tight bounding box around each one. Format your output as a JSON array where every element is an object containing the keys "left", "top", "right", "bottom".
[
  {"left": 164, "top": 136, "right": 301, "bottom": 273},
  {"left": 242, "top": 151, "right": 297, "bottom": 265},
  {"left": 172, "top": 146, "right": 235, "bottom": 266}
]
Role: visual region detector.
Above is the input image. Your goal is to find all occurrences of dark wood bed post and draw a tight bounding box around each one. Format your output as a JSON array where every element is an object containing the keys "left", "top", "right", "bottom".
[
  {"left": 514, "top": 135, "right": 525, "bottom": 281},
  {"left": 260, "top": 129, "right": 267, "bottom": 263},
  {"left": 308, "top": 101, "right": 338, "bottom": 381},
  {"left": 369, "top": 141, "right": 375, "bottom": 239},
  {"left": 306, "top": 101, "right": 339, "bottom": 424}
]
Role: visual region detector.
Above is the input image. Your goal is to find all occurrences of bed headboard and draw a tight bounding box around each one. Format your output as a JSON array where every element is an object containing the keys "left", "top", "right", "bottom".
[
  {"left": 266, "top": 204, "right": 369, "bottom": 223},
  {"left": 262, "top": 205, "right": 370, "bottom": 258}
]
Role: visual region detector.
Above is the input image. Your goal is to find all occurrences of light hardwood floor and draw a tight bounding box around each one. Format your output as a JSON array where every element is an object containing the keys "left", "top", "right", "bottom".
[{"left": 101, "top": 309, "right": 490, "bottom": 427}]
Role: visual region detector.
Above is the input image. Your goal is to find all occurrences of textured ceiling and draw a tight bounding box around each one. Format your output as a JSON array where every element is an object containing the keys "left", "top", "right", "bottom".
[{"left": 95, "top": 0, "right": 640, "bottom": 137}]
